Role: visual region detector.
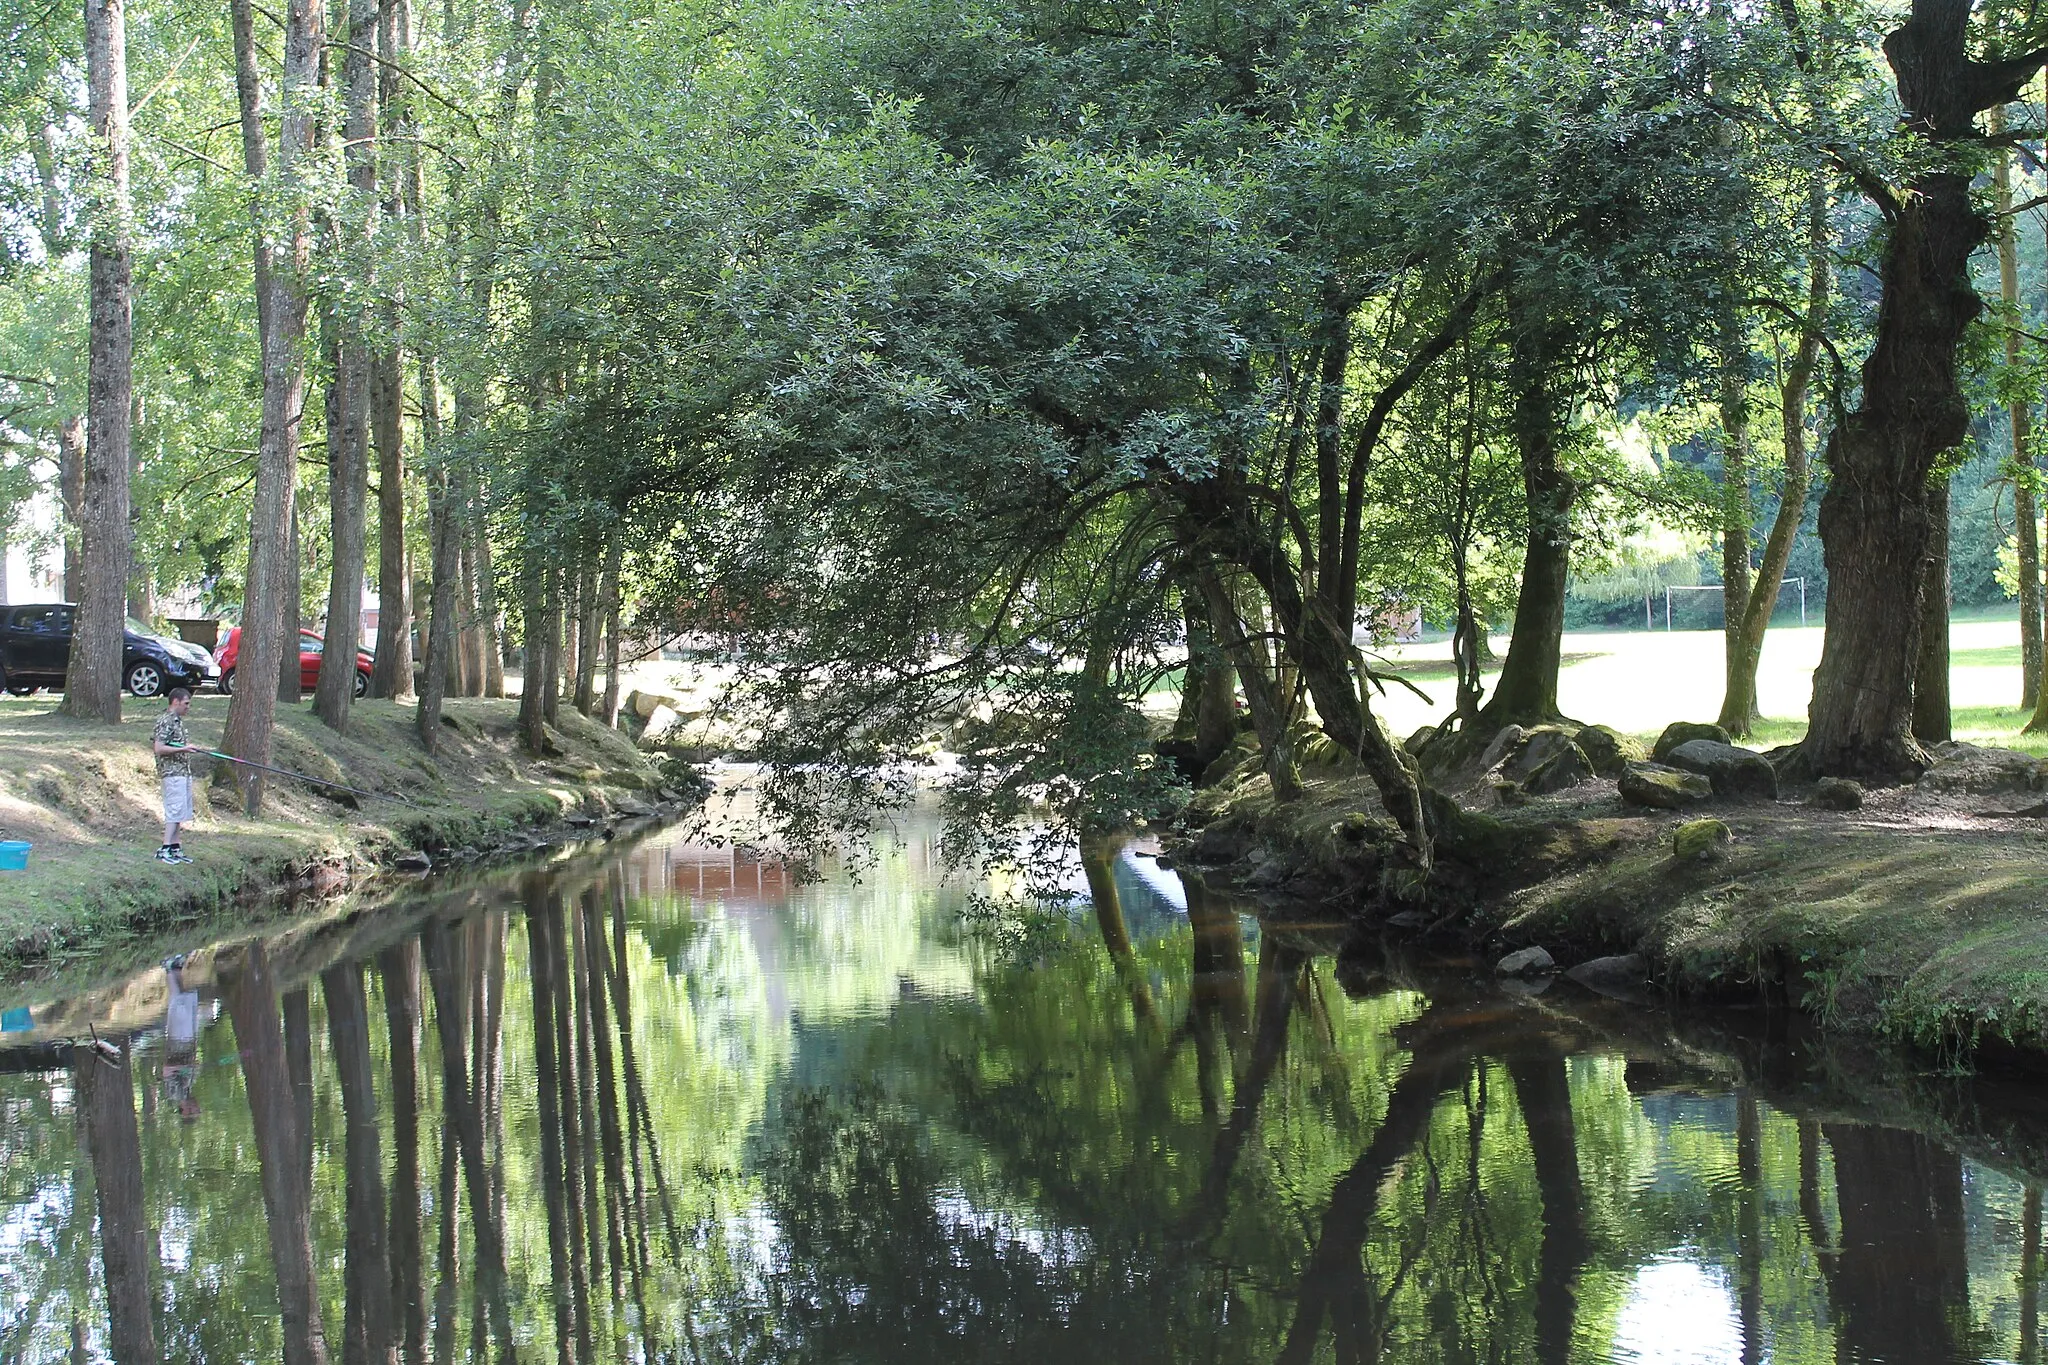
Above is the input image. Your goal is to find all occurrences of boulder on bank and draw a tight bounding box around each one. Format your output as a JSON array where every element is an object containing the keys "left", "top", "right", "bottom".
[
  {"left": 628, "top": 689, "right": 683, "bottom": 720},
  {"left": 1673, "top": 817, "right": 1731, "bottom": 862},
  {"left": 1652, "top": 721, "right": 1733, "bottom": 763},
  {"left": 1575, "top": 724, "right": 1643, "bottom": 777},
  {"left": 1812, "top": 777, "right": 1864, "bottom": 811},
  {"left": 1565, "top": 953, "right": 1648, "bottom": 991},
  {"left": 1499, "top": 727, "right": 1595, "bottom": 795},
  {"left": 1665, "top": 739, "right": 1779, "bottom": 801},
  {"left": 1618, "top": 761, "right": 1712, "bottom": 809},
  {"left": 1497, "top": 946, "right": 1556, "bottom": 976},
  {"left": 1916, "top": 743, "right": 2048, "bottom": 797}
]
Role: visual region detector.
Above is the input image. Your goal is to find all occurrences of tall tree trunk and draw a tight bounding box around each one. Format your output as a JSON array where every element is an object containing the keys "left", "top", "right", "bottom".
[
  {"left": 314, "top": 0, "right": 378, "bottom": 733},
  {"left": 478, "top": 525, "right": 504, "bottom": 696},
  {"left": 1914, "top": 472, "right": 1953, "bottom": 743},
  {"left": 458, "top": 529, "right": 483, "bottom": 696},
  {"left": 371, "top": 0, "right": 415, "bottom": 701},
  {"left": 517, "top": 558, "right": 549, "bottom": 753},
  {"left": 63, "top": 0, "right": 135, "bottom": 722},
  {"left": 1799, "top": 1, "right": 2037, "bottom": 779},
  {"left": 74, "top": 1041, "right": 159, "bottom": 1365},
  {"left": 221, "top": 945, "right": 332, "bottom": 1365},
  {"left": 1721, "top": 185, "right": 1827, "bottom": 737},
  {"left": 1483, "top": 327, "right": 1576, "bottom": 729},
  {"left": 1998, "top": 119, "right": 2044, "bottom": 711},
  {"left": 59, "top": 415, "right": 84, "bottom": 600},
  {"left": 1191, "top": 562, "right": 1299, "bottom": 798},
  {"left": 572, "top": 563, "right": 599, "bottom": 715},
  {"left": 1716, "top": 312, "right": 1757, "bottom": 733},
  {"left": 222, "top": 0, "right": 321, "bottom": 812},
  {"left": 599, "top": 536, "right": 624, "bottom": 727},
  {"left": 416, "top": 377, "right": 459, "bottom": 753}
]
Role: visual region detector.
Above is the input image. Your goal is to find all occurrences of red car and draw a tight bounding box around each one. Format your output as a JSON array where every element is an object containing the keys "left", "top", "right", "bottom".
[{"left": 215, "top": 627, "right": 373, "bottom": 698}]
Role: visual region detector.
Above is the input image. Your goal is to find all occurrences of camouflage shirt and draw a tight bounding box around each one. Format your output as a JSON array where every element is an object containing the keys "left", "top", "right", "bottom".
[{"left": 152, "top": 712, "right": 192, "bottom": 778}]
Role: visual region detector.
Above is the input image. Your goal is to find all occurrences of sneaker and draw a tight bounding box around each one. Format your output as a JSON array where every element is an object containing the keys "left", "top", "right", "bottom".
[
  {"left": 155, "top": 847, "right": 179, "bottom": 864},
  {"left": 163, "top": 953, "right": 187, "bottom": 970},
  {"left": 169, "top": 850, "right": 195, "bottom": 865}
]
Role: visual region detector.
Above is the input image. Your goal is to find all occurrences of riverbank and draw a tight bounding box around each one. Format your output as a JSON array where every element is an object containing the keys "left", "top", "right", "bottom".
[
  {"left": 1170, "top": 743, "right": 2048, "bottom": 1062},
  {"left": 0, "top": 692, "right": 688, "bottom": 979}
]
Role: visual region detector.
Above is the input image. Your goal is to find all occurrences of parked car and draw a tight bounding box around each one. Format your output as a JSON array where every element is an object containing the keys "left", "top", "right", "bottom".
[
  {"left": 0, "top": 604, "right": 221, "bottom": 698},
  {"left": 215, "top": 626, "right": 373, "bottom": 698}
]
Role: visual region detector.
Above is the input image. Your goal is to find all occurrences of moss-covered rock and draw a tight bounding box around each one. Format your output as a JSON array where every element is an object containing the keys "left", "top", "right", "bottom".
[
  {"left": 1665, "top": 738, "right": 1779, "bottom": 801},
  {"left": 1673, "top": 817, "right": 1731, "bottom": 862},
  {"left": 1575, "top": 724, "right": 1643, "bottom": 776},
  {"left": 1617, "top": 761, "right": 1712, "bottom": 809},
  {"left": 1812, "top": 777, "right": 1864, "bottom": 811},
  {"left": 1653, "top": 720, "right": 1734, "bottom": 763}
]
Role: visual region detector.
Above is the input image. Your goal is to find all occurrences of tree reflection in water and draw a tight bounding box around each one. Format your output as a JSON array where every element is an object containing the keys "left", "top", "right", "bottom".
[{"left": 1, "top": 828, "right": 2046, "bottom": 1363}]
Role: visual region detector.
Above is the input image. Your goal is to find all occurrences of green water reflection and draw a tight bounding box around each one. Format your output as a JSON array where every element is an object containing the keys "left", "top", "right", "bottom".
[{"left": 2, "top": 825, "right": 2046, "bottom": 1363}]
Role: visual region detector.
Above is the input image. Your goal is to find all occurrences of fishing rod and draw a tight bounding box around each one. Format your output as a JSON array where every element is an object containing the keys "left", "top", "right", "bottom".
[{"left": 201, "top": 749, "right": 422, "bottom": 808}]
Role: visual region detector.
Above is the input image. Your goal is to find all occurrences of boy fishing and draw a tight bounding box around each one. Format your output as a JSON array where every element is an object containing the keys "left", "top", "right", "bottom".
[{"left": 150, "top": 687, "right": 200, "bottom": 864}]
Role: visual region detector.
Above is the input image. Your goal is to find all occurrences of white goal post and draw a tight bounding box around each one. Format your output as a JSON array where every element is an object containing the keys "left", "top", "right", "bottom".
[{"left": 1662, "top": 579, "right": 1807, "bottom": 630}]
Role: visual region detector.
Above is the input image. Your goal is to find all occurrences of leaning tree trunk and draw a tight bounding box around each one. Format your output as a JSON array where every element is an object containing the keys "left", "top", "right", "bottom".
[
  {"left": 63, "top": 0, "right": 134, "bottom": 723},
  {"left": 1721, "top": 184, "right": 1827, "bottom": 737},
  {"left": 1483, "top": 330, "right": 1576, "bottom": 729},
  {"left": 1799, "top": 0, "right": 2042, "bottom": 780},
  {"left": 222, "top": 0, "right": 321, "bottom": 812}
]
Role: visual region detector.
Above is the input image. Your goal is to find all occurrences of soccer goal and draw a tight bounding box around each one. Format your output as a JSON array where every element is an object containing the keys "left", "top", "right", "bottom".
[{"left": 1662, "top": 579, "right": 1807, "bottom": 630}]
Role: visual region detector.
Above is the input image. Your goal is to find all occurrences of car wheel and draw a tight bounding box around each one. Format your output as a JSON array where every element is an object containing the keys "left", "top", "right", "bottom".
[
  {"left": 218, "top": 667, "right": 236, "bottom": 696},
  {"left": 353, "top": 669, "right": 370, "bottom": 699},
  {"left": 126, "top": 661, "right": 165, "bottom": 697},
  {"left": 6, "top": 681, "right": 37, "bottom": 696}
]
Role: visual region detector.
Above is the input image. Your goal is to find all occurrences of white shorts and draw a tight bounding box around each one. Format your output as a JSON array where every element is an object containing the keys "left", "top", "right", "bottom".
[{"left": 162, "top": 776, "right": 195, "bottom": 825}]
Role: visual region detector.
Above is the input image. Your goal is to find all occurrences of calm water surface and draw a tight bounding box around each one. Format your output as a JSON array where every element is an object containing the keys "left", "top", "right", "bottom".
[{"left": 3, "top": 822, "right": 2047, "bottom": 1364}]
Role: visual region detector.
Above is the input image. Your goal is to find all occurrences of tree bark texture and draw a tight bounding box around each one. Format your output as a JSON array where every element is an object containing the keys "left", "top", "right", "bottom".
[
  {"left": 1720, "top": 185, "right": 1827, "bottom": 737},
  {"left": 1913, "top": 472, "right": 1953, "bottom": 743},
  {"left": 221, "top": 946, "right": 331, "bottom": 1365},
  {"left": 59, "top": 415, "right": 84, "bottom": 600},
  {"left": 1800, "top": 0, "right": 2039, "bottom": 780},
  {"left": 1715, "top": 313, "right": 1756, "bottom": 733},
  {"left": 314, "top": 0, "right": 379, "bottom": 734},
  {"left": 1483, "top": 329, "right": 1576, "bottom": 729},
  {"left": 599, "top": 535, "right": 624, "bottom": 727},
  {"left": 415, "top": 360, "right": 459, "bottom": 752},
  {"left": 64, "top": 0, "right": 134, "bottom": 723},
  {"left": 74, "top": 1041, "right": 160, "bottom": 1365},
  {"left": 370, "top": 0, "right": 415, "bottom": 701},
  {"left": 1998, "top": 125, "right": 2044, "bottom": 711},
  {"left": 222, "top": 0, "right": 321, "bottom": 811}
]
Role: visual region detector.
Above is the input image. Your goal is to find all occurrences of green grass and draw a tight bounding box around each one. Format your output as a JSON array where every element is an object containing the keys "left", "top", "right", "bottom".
[{"left": 0, "top": 695, "right": 655, "bottom": 982}]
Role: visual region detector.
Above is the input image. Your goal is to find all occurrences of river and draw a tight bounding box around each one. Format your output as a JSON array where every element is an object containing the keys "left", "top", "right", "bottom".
[{"left": 2, "top": 819, "right": 2045, "bottom": 1363}]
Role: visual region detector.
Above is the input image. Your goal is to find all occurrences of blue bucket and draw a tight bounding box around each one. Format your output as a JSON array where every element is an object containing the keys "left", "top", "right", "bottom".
[{"left": 0, "top": 841, "right": 30, "bottom": 871}]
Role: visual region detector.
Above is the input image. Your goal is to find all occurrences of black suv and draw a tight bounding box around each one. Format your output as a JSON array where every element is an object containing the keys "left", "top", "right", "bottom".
[{"left": 0, "top": 604, "right": 221, "bottom": 698}]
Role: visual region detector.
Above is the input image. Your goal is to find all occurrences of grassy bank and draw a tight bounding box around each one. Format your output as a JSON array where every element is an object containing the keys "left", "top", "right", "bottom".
[
  {"left": 0, "top": 692, "right": 665, "bottom": 977},
  {"left": 1176, "top": 767, "right": 2048, "bottom": 1062}
]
